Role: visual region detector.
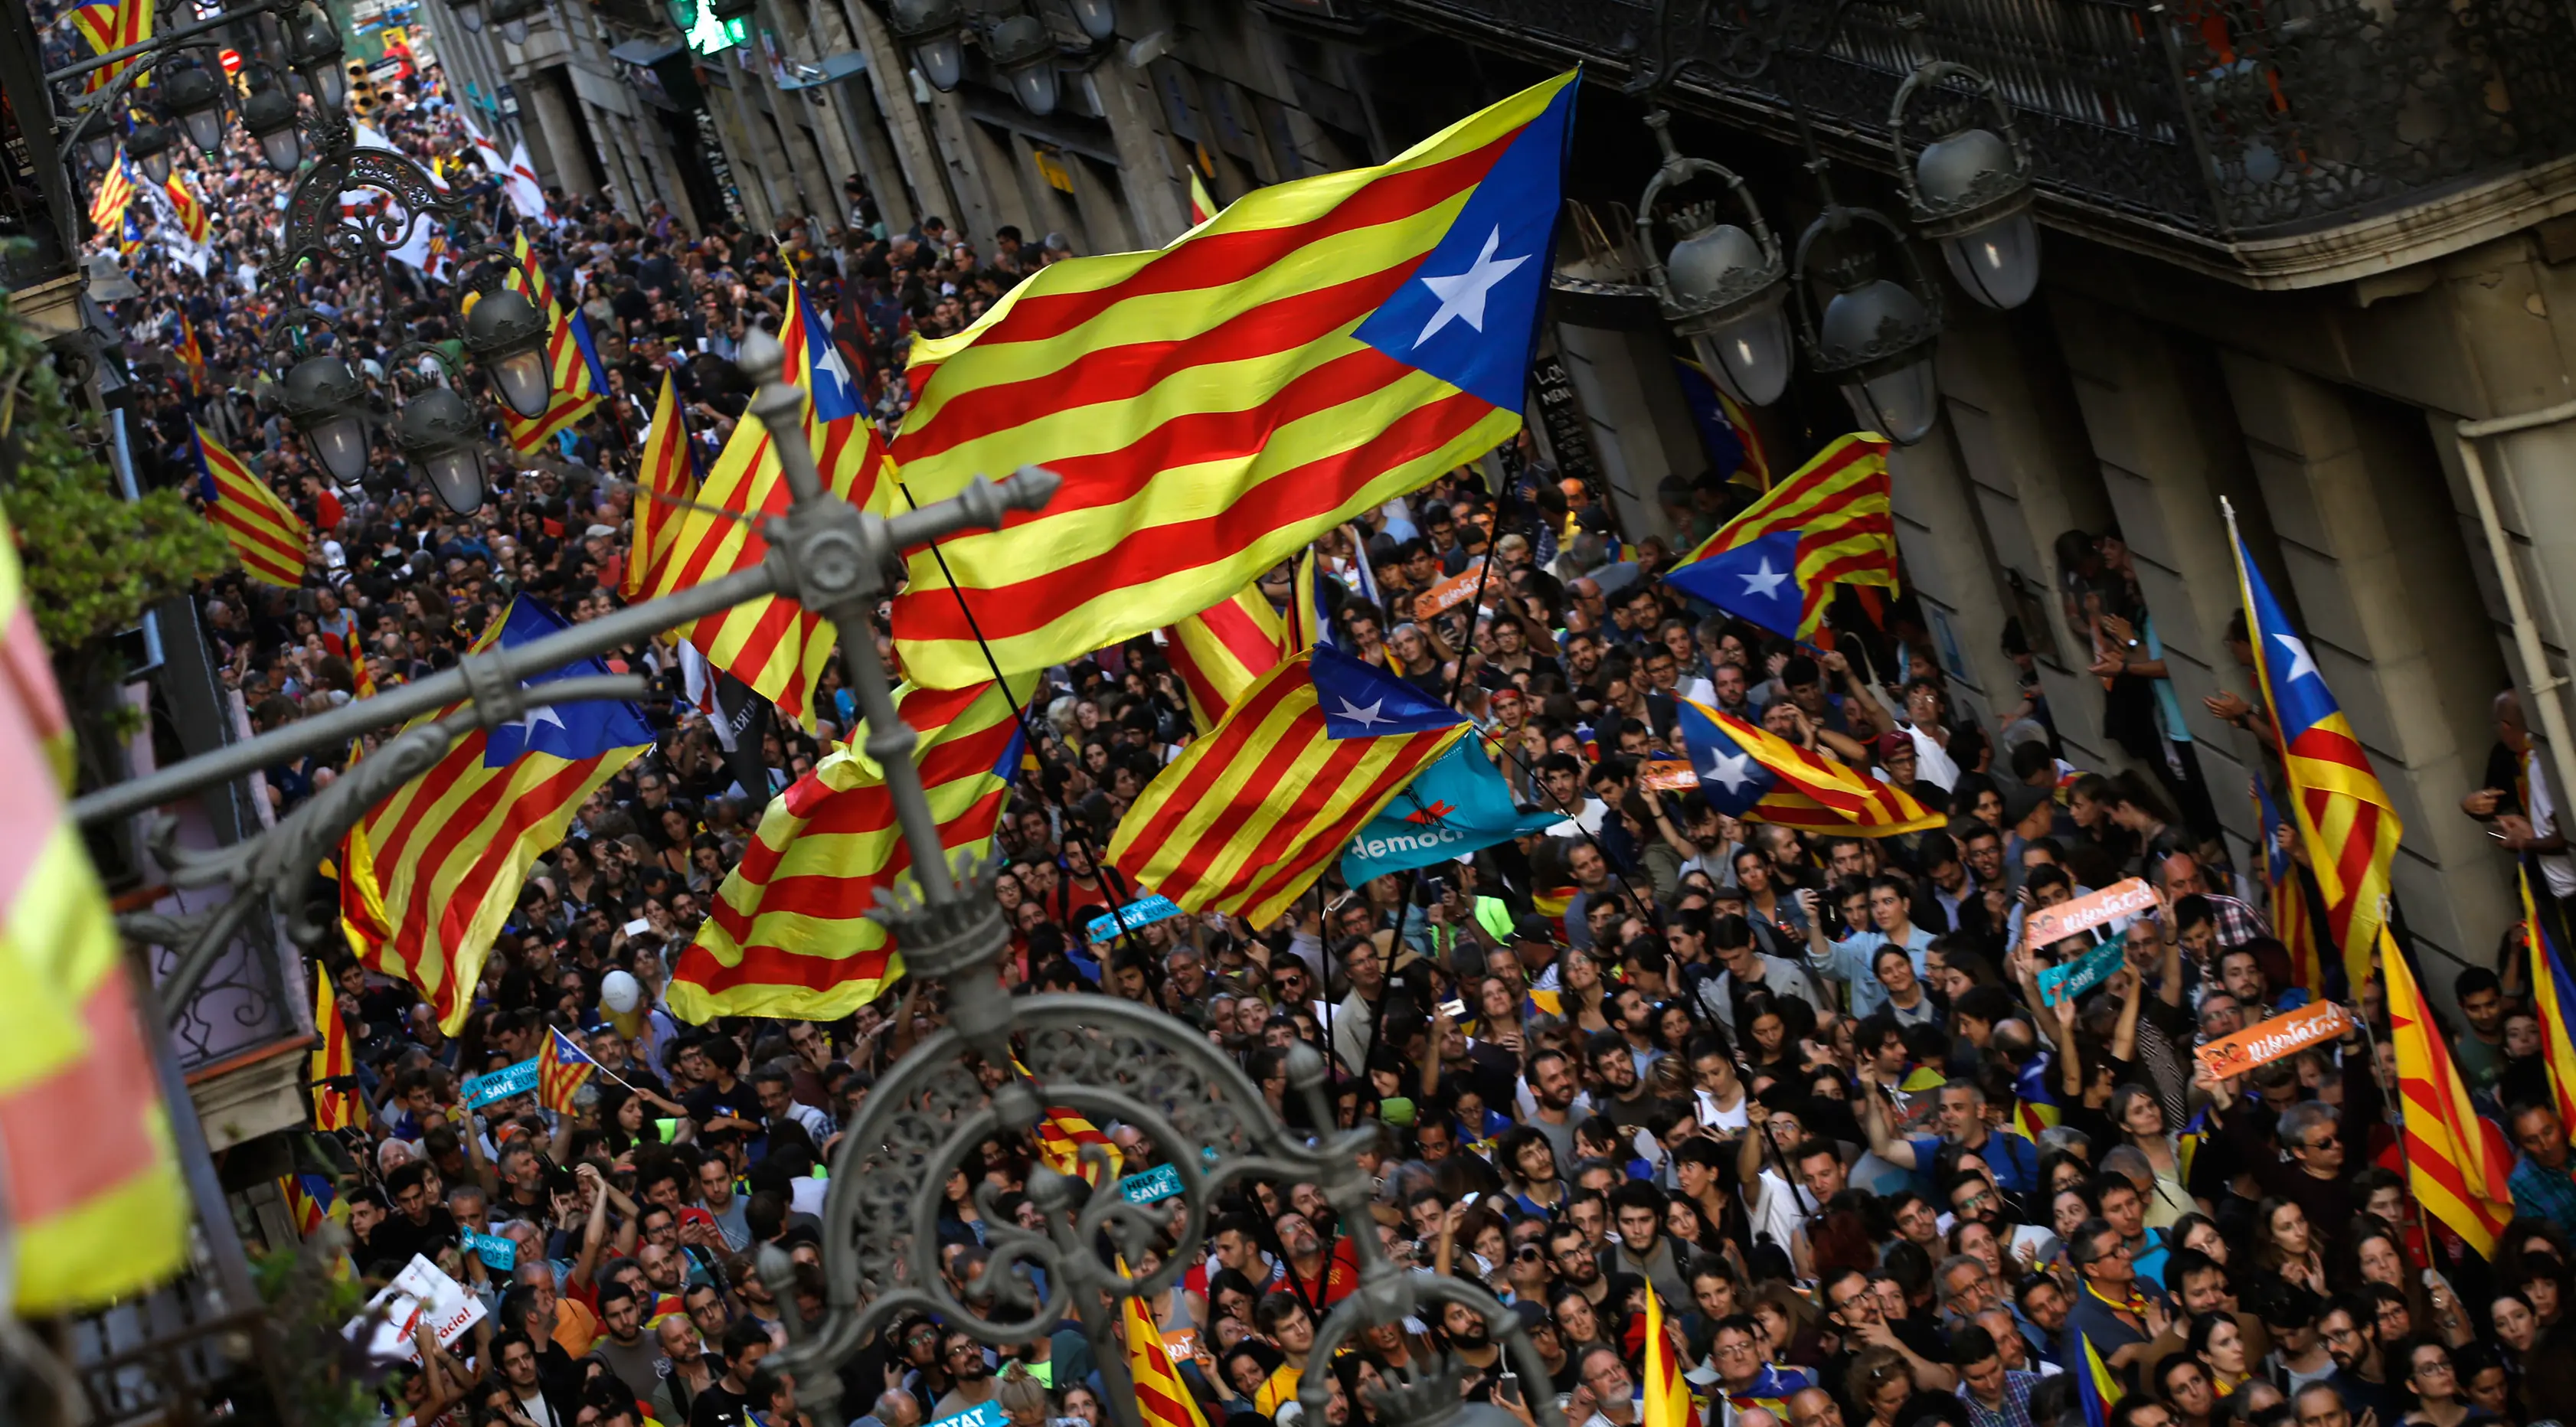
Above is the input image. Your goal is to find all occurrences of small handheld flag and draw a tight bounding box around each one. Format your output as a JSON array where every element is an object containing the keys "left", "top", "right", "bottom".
[
  {"left": 1643, "top": 1288, "right": 1702, "bottom": 1427},
  {"left": 1676, "top": 698, "right": 1940, "bottom": 836},
  {"left": 537, "top": 1026, "right": 597, "bottom": 1115},
  {"left": 2522, "top": 871, "right": 2576, "bottom": 1132},
  {"left": 1663, "top": 433, "right": 1894, "bottom": 640}
]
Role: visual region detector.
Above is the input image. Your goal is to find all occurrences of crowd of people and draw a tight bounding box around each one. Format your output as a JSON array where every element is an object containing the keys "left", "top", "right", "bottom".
[{"left": 55, "top": 25, "right": 2576, "bottom": 1427}]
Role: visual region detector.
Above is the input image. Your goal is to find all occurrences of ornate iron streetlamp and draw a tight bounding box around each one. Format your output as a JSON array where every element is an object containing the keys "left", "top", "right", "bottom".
[
  {"left": 1891, "top": 64, "right": 2039, "bottom": 310},
  {"left": 241, "top": 70, "right": 306, "bottom": 173},
  {"left": 454, "top": 245, "right": 556, "bottom": 420},
  {"left": 857, "top": 0, "right": 1114, "bottom": 113},
  {"left": 1636, "top": 109, "right": 1793, "bottom": 407},
  {"left": 161, "top": 56, "right": 230, "bottom": 157},
  {"left": 269, "top": 312, "right": 377, "bottom": 485},
  {"left": 387, "top": 346, "right": 491, "bottom": 514}
]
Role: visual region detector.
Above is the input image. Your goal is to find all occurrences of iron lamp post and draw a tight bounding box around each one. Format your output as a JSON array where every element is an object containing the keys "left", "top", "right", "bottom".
[
  {"left": 1636, "top": 109, "right": 1794, "bottom": 407},
  {"left": 1891, "top": 64, "right": 2040, "bottom": 310}
]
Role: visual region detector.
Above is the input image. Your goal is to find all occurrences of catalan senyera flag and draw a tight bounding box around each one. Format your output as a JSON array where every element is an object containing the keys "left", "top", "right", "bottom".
[
  {"left": 2518, "top": 870, "right": 2576, "bottom": 1133},
  {"left": 1676, "top": 698, "right": 1942, "bottom": 837},
  {"left": 1164, "top": 575, "right": 1291, "bottom": 733},
  {"left": 495, "top": 230, "right": 603, "bottom": 452},
  {"left": 2254, "top": 774, "right": 2326, "bottom": 998},
  {"left": 1643, "top": 1288, "right": 1702, "bottom": 1427},
  {"left": 1013, "top": 1056, "right": 1124, "bottom": 1185},
  {"left": 310, "top": 965, "right": 361, "bottom": 1132},
  {"left": 348, "top": 640, "right": 379, "bottom": 699},
  {"left": 175, "top": 313, "right": 208, "bottom": 394},
  {"left": 1663, "top": 433, "right": 1895, "bottom": 642},
  {"left": 1110, "top": 645, "right": 1470, "bottom": 927},
  {"left": 888, "top": 72, "right": 1578, "bottom": 689},
  {"left": 2074, "top": 1327, "right": 2123, "bottom": 1427},
  {"left": 87, "top": 153, "right": 136, "bottom": 233},
  {"left": 2227, "top": 506, "right": 2403, "bottom": 994},
  {"left": 538, "top": 1026, "right": 597, "bottom": 1114},
  {"left": 342, "top": 599, "right": 653, "bottom": 1032},
  {"left": 1186, "top": 171, "right": 1217, "bottom": 227},
  {"left": 194, "top": 423, "right": 308, "bottom": 587},
  {"left": 73, "top": 0, "right": 152, "bottom": 94},
  {"left": 0, "top": 503, "right": 188, "bottom": 1314},
  {"left": 647, "top": 276, "right": 891, "bottom": 729},
  {"left": 2382, "top": 926, "right": 2516, "bottom": 1256},
  {"left": 621, "top": 371, "right": 696, "bottom": 602},
  {"left": 162, "top": 171, "right": 208, "bottom": 246},
  {"left": 1122, "top": 1265, "right": 1208, "bottom": 1427},
  {"left": 666, "top": 674, "right": 1030, "bottom": 1022}
]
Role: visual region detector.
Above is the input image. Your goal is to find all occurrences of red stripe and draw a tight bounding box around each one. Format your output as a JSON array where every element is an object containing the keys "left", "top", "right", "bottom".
[
  {"left": 0, "top": 966, "right": 164, "bottom": 1223},
  {"left": 1230, "top": 733, "right": 1450, "bottom": 910},
  {"left": 1118, "top": 669, "right": 1309, "bottom": 867},
  {"left": 910, "top": 132, "right": 1515, "bottom": 375},
  {"left": 674, "top": 939, "right": 896, "bottom": 994},
  {"left": 897, "top": 386, "right": 1489, "bottom": 645},
  {"left": 1159, "top": 723, "right": 1342, "bottom": 895},
  {"left": 1166, "top": 638, "right": 1227, "bottom": 727},
  {"left": 370, "top": 734, "right": 485, "bottom": 870}
]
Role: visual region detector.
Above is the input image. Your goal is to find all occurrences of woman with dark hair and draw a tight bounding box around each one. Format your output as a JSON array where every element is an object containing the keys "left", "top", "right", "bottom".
[
  {"left": 2344, "top": 1218, "right": 2470, "bottom": 1347},
  {"left": 2399, "top": 1341, "right": 2489, "bottom": 1427},
  {"left": 2251, "top": 1197, "right": 2326, "bottom": 1295},
  {"left": 2157, "top": 1354, "right": 2222, "bottom": 1427},
  {"left": 2189, "top": 1310, "right": 2251, "bottom": 1396}
]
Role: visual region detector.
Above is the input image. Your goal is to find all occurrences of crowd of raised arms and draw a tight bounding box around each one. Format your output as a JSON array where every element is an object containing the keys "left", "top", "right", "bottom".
[{"left": 58, "top": 21, "right": 2576, "bottom": 1427}]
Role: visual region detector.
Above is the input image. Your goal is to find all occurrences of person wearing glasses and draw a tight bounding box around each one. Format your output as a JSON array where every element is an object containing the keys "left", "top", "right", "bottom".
[
  {"left": 2062, "top": 1216, "right": 2172, "bottom": 1386},
  {"left": 2315, "top": 1300, "right": 2407, "bottom": 1427},
  {"left": 2199, "top": 1050, "right": 2382, "bottom": 1262}
]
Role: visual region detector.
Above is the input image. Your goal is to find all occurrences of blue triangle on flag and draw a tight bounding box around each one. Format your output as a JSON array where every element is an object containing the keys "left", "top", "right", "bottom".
[
  {"left": 1676, "top": 701, "right": 1779, "bottom": 816},
  {"left": 1310, "top": 644, "right": 1465, "bottom": 739},
  {"left": 482, "top": 599, "right": 658, "bottom": 766},
  {"left": 1665, "top": 528, "right": 1806, "bottom": 640}
]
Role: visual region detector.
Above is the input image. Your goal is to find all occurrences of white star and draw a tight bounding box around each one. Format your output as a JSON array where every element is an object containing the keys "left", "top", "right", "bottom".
[
  {"left": 1412, "top": 228, "right": 1529, "bottom": 348},
  {"left": 1739, "top": 557, "right": 1790, "bottom": 600},
  {"left": 515, "top": 685, "right": 566, "bottom": 735},
  {"left": 1700, "top": 748, "right": 1756, "bottom": 795},
  {"left": 2272, "top": 632, "right": 2319, "bottom": 683},
  {"left": 1335, "top": 697, "right": 1388, "bottom": 730}
]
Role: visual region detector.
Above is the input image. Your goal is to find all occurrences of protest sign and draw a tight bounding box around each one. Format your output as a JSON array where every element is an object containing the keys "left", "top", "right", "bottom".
[
  {"left": 463, "top": 1229, "right": 516, "bottom": 1272},
  {"left": 2195, "top": 1000, "right": 2352, "bottom": 1079},
  {"left": 2037, "top": 933, "right": 2128, "bottom": 1007},
  {"left": 347, "top": 1255, "right": 485, "bottom": 1363},
  {"left": 1412, "top": 568, "right": 1483, "bottom": 621},
  {"left": 1639, "top": 759, "right": 1698, "bottom": 791},
  {"left": 1120, "top": 1164, "right": 1182, "bottom": 1203},
  {"left": 1085, "top": 895, "right": 1182, "bottom": 945},
  {"left": 463, "top": 1056, "right": 539, "bottom": 1109},
  {"left": 2024, "top": 877, "right": 2157, "bottom": 949}
]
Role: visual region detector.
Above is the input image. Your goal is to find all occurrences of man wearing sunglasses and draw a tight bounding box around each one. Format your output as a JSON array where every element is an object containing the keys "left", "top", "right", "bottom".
[{"left": 2208, "top": 1044, "right": 2383, "bottom": 1259}]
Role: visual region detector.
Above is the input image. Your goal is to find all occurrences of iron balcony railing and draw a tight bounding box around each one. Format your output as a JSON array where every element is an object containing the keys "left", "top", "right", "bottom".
[{"left": 1381, "top": 0, "right": 2576, "bottom": 243}]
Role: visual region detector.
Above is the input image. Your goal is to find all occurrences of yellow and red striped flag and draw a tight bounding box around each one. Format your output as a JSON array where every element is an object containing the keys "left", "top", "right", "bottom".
[
  {"left": 645, "top": 276, "right": 890, "bottom": 728},
  {"left": 1013, "top": 1056, "right": 1124, "bottom": 1184},
  {"left": 1645, "top": 1288, "right": 1702, "bottom": 1427},
  {"left": 87, "top": 152, "right": 136, "bottom": 233},
  {"left": 193, "top": 423, "right": 308, "bottom": 587},
  {"left": 1665, "top": 433, "right": 1894, "bottom": 642},
  {"left": 162, "top": 170, "right": 208, "bottom": 246},
  {"left": 280, "top": 1173, "right": 336, "bottom": 1236},
  {"left": 667, "top": 674, "right": 1029, "bottom": 1022},
  {"left": 1110, "top": 645, "right": 1470, "bottom": 928},
  {"left": 2254, "top": 776, "right": 2326, "bottom": 998},
  {"left": 2228, "top": 506, "right": 2402, "bottom": 994},
  {"left": 1122, "top": 1267, "right": 1208, "bottom": 1427},
  {"left": 342, "top": 599, "right": 653, "bottom": 1032},
  {"left": 2517, "top": 871, "right": 2576, "bottom": 1133},
  {"left": 1164, "top": 575, "right": 1291, "bottom": 733},
  {"left": 887, "top": 72, "right": 1579, "bottom": 688},
  {"left": 0, "top": 502, "right": 189, "bottom": 1313},
  {"left": 538, "top": 1027, "right": 597, "bottom": 1113},
  {"left": 175, "top": 312, "right": 208, "bottom": 394},
  {"left": 495, "top": 230, "right": 603, "bottom": 452},
  {"left": 72, "top": 0, "right": 152, "bottom": 93},
  {"left": 2383, "top": 927, "right": 2516, "bottom": 1254},
  {"left": 1676, "top": 698, "right": 1943, "bottom": 837},
  {"left": 621, "top": 371, "right": 696, "bottom": 602},
  {"left": 310, "top": 962, "right": 361, "bottom": 1132},
  {"left": 1186, "top": 171, "right": 1217, "bottom": 227},
  {"left": 2074, "top": 1328, "right": 2124, "bottom": 1427}
]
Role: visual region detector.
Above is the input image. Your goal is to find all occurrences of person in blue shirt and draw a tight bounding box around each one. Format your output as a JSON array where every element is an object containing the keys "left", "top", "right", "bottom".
[
  {"left": 1860, "top": 1075, "right": 2044, "bottom": 1198},
  {"left": 1797, "top": 877, "right": 1937, "bottom": 1019}
]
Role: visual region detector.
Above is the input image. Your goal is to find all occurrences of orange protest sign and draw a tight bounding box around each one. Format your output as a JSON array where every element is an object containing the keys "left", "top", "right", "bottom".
[
  {"left": 2023, "top": 877, "right": 2157, "bottom": 949},
  {"left": 1161, "top": 1327, "right": 1200, "bottom": 1363},
  {"left": 1640, "top": 759, "right": 1698, "bottom": 791},
  {"left": 1412, "top": 568, "right": 1483, "bottom": 622},
  {"left": 2194, "top": 999, "right": 2352, "bottom": 1080}
]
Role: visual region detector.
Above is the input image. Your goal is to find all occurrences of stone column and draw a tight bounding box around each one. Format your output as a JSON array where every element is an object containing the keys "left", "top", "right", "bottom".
[
  {"left": 1886, "top": 421, "right": 2025, "bottom": 738},
  {"left": 2215, "top": 353, "right": 2511, "bottom": 971}
]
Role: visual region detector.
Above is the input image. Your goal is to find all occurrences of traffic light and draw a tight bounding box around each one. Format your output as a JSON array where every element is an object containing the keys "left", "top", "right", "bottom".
[{"left": 347, "top": 60, "right": 379, "bottom": 117}]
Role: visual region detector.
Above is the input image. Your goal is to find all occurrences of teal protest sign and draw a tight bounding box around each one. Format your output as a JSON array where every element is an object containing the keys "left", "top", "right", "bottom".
[
  {"left": 2037, "top": 932, "right": 2128, "bottom": 1007},
  {"left": 1342, "top": 740, "right": 1554, "bottom": 884},
  {"left": 1120, "top": 1164, "right": 1182, "bottom": 1203},
  {"left": 463, "top": 1230, "right": 516, "bottom": 1272},
  {"left": 464, "top": 1056, "right": 540, "bottom": 1109},
  {"left": 1086, "top": 895, "right": 1182, "bottom": 945}
]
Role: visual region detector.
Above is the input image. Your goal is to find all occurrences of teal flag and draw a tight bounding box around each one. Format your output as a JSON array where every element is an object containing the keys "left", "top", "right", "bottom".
[{"left": 1341, "top": 739, "right": 1555, "bottom": 884}]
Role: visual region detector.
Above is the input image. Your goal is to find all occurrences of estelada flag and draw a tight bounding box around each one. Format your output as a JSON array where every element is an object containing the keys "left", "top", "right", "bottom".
[
  {"left": 2382, "top": 926, "right": 2516, "bottom": 1255},
  {"left": 1662, "top": 433, "right": 1894, "bottom": 642},
  {"left": 194, "top": 423, "right": 308, "bottom": 588},
  {"left": 493, "top": 230, "right": 603, "bottom": 452},
  {"left": 666, "top": 674, "right": 1030, "bottom": 1022},
  {"left": 72, "top": 0, "right": 152, "bottom": 94},
  {"left": 888, "top": 72, "right": 1578, "bottom": 688},
  {"left": 1110, "top": 644, "right": 1470, "bottom": 927},
  {"left": 538, "top": 1026, "right": 597, "bottom": 1114},
  {"left": 1675, "top": 698, "right": 1941, "bottom": 837},
  {"left": 2522, "top": 870, "right": 2576, "bottom": 1131}
]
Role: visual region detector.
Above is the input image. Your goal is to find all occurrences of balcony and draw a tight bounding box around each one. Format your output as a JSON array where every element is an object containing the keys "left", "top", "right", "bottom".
[{"left": 1373, "top": 0, "right": 2576, "bottom": 286}]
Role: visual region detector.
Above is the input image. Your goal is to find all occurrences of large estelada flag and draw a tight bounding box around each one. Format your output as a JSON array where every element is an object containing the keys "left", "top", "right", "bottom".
[
  {"left": 1676, "top": 697, "right": 1941, "bottom": 836},
  {"left": 2382, "top": 928, "right": 2515, "bottom": 1254},
  {"left": 646, "top": 276, "right": 890, "bottom": 729},
  {"left": 1110, "top": 644, "right": 1470, "bottom": 926},
  {"left": 87, "top": 152, "right": 136, "bottom": 234},
  {"left": 342, "top": 599, "right": 653, "bottom": 1031},
  {"left": 2227, "top": 505, "right": 2401, "bottom": 994},
  {"left": 666, "top": 674, "right": 1029, "bottom": 1022},
  {"left": 1662, "top": 432, "right": 1894, "bottom": 642},
  {"left": 0, "top": 502, "right": 188, "bottom": 1312},
  {"left": 495, "top": 230, "right": 605, "bottom": 452},
  {"left": 888, "top": 72, "right": 1578, "bottom": 687},
  {"left": 195, "top": 423, "right": 308, "bottom": 587}
]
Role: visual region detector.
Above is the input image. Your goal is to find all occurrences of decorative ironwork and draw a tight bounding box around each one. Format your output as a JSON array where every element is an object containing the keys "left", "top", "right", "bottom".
[
  {"left": 1383, "top": 0, "right": 2576, "bottom": 239},
  {"left": 266, "top": 112, "right": 477, "bottom": 279}
]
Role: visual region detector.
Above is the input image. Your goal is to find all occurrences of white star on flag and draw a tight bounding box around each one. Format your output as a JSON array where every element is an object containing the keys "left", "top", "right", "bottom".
[
  {"left": 515, "top": 687, "right": 567, "bottom": 735},
  {"left": 2272, "top": 632, "right": 2319, "bottom": 683},
  {"left": 1335, "top": 697, "right": 1388, "bottom": 730},
  {"left": 1413, "top": 227, "right": 1528, "bottom": 348},
  {"left": 1739, "top": 558, "right": 1790, "bottom": 600},
  {"left": 1700, "top": 748, "right": 1756, "bottom": 795}
]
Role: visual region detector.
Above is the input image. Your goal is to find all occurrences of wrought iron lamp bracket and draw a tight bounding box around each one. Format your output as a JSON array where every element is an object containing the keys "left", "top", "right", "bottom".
[
  {"left": 1888, "top": 60, "right": 2036, "bottom": 237},
  {"left": 1788, "top": 202, "right": 1944, "bottom": 374},
  {"left": 268, "top": 134, "right": 476, "bottom": 281},
  {"left": 1635, "top": 109, "right": 1790, "bottom": 328}
]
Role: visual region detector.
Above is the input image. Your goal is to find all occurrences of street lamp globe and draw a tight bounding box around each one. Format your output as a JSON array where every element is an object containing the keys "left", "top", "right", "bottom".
[
  {"left": 285, "top": 5, "right": 348, "bottom": 107},
  {"left": 489, "top": 0, "right": 536, "bottom": 44},
  {"left": 453, "top": 0, "right": 485, "bottom": 32},
  {"left": 1067, "top": 0, "right": 1117, "bottom": 43},
  {"left": 1915, "top": 122, "right": 2038, "bottom": 309},
  {"left": 888, "top": 0, "right": 966, "bottom": 90},
  {"left": 987, "top": 14, "right": 1060, "bottom": 116},
  {"left": 462, "top": 287, "right": 554, "bottom": 418},
  {"left": 1817, "top": 265, "right": 1940, "bottom": 444},
  {"left": 394, "top": 386, "right": 487, "bottom": 514},
  {"left": 1666, "top": 223, "right": 1793, "bottom": 407},
  {"left": 163, "top": 60, "right": 230, "bottom": 158},
  {"left": 129, "top": 119, "right": 174, "bottom": 183},
  {"left": 244, "top": 85, "right": 304, "bottom": 173},
  {"left": 77, "top": 114, "right": 116, "bottom": 173},
  {"left": 281, "top": 354, "right": 374, "bottom": 485}
]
